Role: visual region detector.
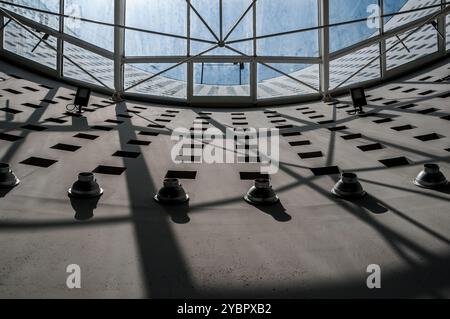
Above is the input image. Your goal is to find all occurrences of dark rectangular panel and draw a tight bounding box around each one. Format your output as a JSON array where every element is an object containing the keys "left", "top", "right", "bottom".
[
  {"left": 128, "top": 139, "right": 151, "bottom": 146},
  {"left": 105, "top": 119, "right": 124, "bottom": 124},
  {"left": 239, "top": 172, "right": 270, "bottom": 180},
  {"left": 373, "top": 118, "right": 393, "bottom": 124},
  {"left": 357, "top": 143, "right": 384, "bottom": 152},
  {"left": 398, "top": 103, "right": 416, "bottom": 109},
  {"left": 310, "top": 166, "right": 340, "bottom": 176},
  {"left": 414, "top": 133, "right": 442, "bottom": 142},
  {"left": 383, "top": 100, "right": 399, "bottom": 105},
  {"left": 113, "top": 151, "right": 141, "bottom": 158},
  {"left": 20, "top": 157, "right": 57, "bottom": 168},
  {"left": 41, "top": 99, "right": 58, "bottom": 104},
  {"left": 271, "top": 119, "right": 287, "bottom": 123},
  {"left": 391, "top": 125, "right": 415, "bottom": 131},
  {"left": 289, "top": 140, "right": 311, "bottom": 146},
  {"left": 341, "top": 133, "right": 362, "bottom": 140},
  {"left": 56, "top": 96, "right": 73, "bottom": 101},
  {"left": 45, "top": 118, "right": 68, "bottom": 124},
  {"left": 165, "top": 170, "right": 197, "bottom": 180},
  {"left": 0, "top": 132, "right": 24, "bottom": 142},
  {"left": 3, "top": 88, "right": 22, "bottom": 94},
  {"left": 417, "top": 108, "right": 439, "bottom": 115},
  {"left": 328, "top": 126, "right": 347, "bottom": 132},
  {"left": 93, "top": 165, "right": 126, "bottom": 175},
  {"left": 0, "top": 107, "right": 22, "bottom": 114},
  {"left": 379, "top": 157, "right": 410, "bottom": 168},
  {"left": 299, "top": 151, "right": 323, "bottom": 159},
  {"left": 418, "top": 90, "right": 435, "bottom": 96},
  {"left": 22, "top": 103, "right": 42, "bottom": 109},
  {"left": 21, "top": 124, "right": 47, "bottom": 131},
  {"left": 51, "top": 143, "right": 81, "bottom": 152},
  {"left": 74, "top": 133, "right": 99, "bottom": 140},
  {"left": 317, "top": 120, "right": 334, "bottom": 124},
  {"left": 39, "top": 84, "right": 54, "bottom": 90},
  {"left": 22, "top": 86, "right": 39, "bottom": 92}
]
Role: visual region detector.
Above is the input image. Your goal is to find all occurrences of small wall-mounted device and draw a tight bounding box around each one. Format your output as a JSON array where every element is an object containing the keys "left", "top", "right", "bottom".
[
  {"left": 73, "top": 86, "right": 91, "bottom": 113},
  {"left": 350, "top": 87, "right": 367, "bottom": 115}
]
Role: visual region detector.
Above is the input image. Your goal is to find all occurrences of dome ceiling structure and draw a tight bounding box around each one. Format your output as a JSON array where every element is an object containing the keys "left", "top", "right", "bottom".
[{"left": 0, "top": 0, "right": 449, "bottom": 106}]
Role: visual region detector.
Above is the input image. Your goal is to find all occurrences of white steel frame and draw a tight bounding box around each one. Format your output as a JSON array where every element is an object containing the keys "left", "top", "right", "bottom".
[{"left": 0, "top": 0, "right": 449, "bottom": 107}]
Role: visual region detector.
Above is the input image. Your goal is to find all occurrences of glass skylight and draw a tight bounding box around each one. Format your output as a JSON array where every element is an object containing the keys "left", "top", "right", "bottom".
[{"left": 0, "top": 0, "right": 448, "bottom": 106}]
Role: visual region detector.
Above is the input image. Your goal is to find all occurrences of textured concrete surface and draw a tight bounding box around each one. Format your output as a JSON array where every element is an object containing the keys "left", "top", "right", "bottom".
[{"left": 0, "top": 58, "right": 449, "bottom": 298}]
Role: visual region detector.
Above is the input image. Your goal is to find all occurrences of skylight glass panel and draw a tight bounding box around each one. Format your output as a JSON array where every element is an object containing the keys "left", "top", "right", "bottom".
[
  {"left": 3, "top": 20, "right": 57, "bottom": 69},
  {"left": 256, "top": 0, "right": 319, "bottom": 57},
  {"left": 125, "top": 63, "right": 187, "bottom": 99},
  {"left": 329, "top": 0, "right": 379, "bottom": 52},
  {"left": 0, "top": 0, "right": 59, "bottom": 29},
  {"left": 125, "top": 0, "right": 187, "bottom": 56},
  {"left": 384, "top": 0, "right": 441, "bottom": 31},
  {"left": 64, "top": 0, "right": 114, "bottom": 51}
]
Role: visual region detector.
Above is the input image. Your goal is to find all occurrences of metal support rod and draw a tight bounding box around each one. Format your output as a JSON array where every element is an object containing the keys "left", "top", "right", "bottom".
[
  {"left": 185, "top": 0, "right": 220, "bottom": 42},
  {"left": 379, "top": 0, "right": 387, "bottom": 79},
  {"left": 57, "top": 0, "right": 64, "bottom": 79},
  {"left": 430, "top": 20, "right": 445, "bottom": 40},
  {"left": 319, "top": 0, "right": 329, "bottom": 98},
  {"left": 114, "top": 0, "right": 125, "bottom": 94},
  {"left": 0, "top": 17, "right": 11, "bottom": 31},
  {"left": 225, "top": 45, "right": 319, "bottom": 92},
  {"left": 124, "top": 45, "right": 219, "bottom": 92},
  {"left": 219, "top": 0, "right": 223, "bottom": 41},
  {"left": 200, "top": 62, "right": 204, "bottom": 84},
  {"left": 31, "top": 33, "right": 49, "bottom": 52},
  {"left": 223, "top": 0, "right": 256, "bottom": 42},
  {"left": 396, "top": 35, "right": 410, "bottom": 52}
]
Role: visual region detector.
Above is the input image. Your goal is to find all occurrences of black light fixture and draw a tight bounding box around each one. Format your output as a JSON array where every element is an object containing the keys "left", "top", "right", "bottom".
[
  {"left": 68, "top": 172, "right": 104, "bottom": 199},
  {"left": 349, "top": 87, "right": 367, "bottom": 115},
  {"left": 244, "top": 178, "right": 279, "bottom": 206},
  {"left": 154, "top": 178, "right": 189, "bottom": 204},
  {"left": 331, "top": 172, "right": 366, "bottom": 199},
  {"left": 414, "top": 164, "right": 448, "bottom": 189},
  {"left": 0, "top": 163, "right": 20, "bottom": 189},
  {"left": 73, "top": 86, "right": 92, "bottom": 113}
]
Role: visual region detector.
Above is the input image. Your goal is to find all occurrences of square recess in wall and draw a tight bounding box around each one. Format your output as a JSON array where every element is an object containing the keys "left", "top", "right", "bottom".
[
  {"left": 379, "top": 157, "right": 411, "bottom": 168},
  {"left": 51, "top": 143, "right": 81, "bottom": 152},
  {"left": 93, "top": 165, "right": 126, "bottom": 175},
  {"left": 310, "top": 166, "right": 340, "bottom": 176},
  {"left": 20, "top": 157, "right": 57, "bottom": 168},
  {"left": 165, "top": 170, "right": 197, "bottom": 179}
]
